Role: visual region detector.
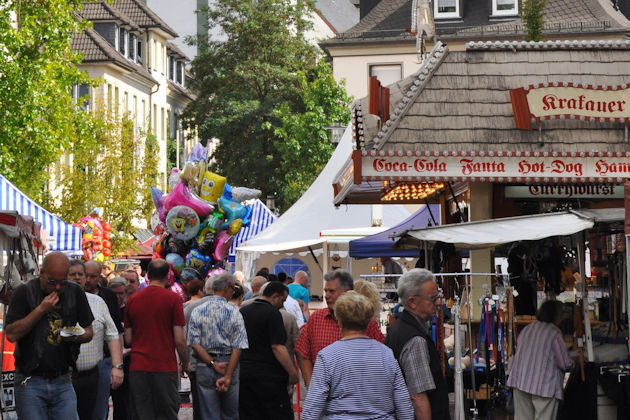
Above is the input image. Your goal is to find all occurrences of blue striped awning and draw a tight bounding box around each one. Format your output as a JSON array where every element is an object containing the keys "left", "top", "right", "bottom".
[
  {"left": 0, "top": 175, "right": 82, "bottom": 252},
  {"left": 228, "top": 199, "right": 276, "bottom": 262}
]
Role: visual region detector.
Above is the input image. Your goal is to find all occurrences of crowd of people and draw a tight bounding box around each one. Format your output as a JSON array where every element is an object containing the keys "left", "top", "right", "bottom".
[{"left": 3, "top": 251, "right": 575, "bottom": 420}]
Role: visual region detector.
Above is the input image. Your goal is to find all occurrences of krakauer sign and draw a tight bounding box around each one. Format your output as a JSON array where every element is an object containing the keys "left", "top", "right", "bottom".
[
  {"left": 510, "top": 82, "right": 630, "bottom": 130},
  {"left": 359, "top": 150, "right": 630, "bottom": 183}
]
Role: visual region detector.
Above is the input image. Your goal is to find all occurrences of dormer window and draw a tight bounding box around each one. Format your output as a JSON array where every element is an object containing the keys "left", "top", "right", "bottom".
[
  {"left": 492, "top": 0, "right": 518, "bottom": 16},
  {"left": 119, "top": 28, "right": 127, "bottom": 56},
  {"left": 137, "top": 39, "right": 143, "bottom": 65},
  {"left": 434, "top": 0, "right": 459, "bottom": 19},
  {"left": 168, "top": 55, "right": 175, "bottom": 81},
  {"left": 128, "top": 33, "right": 136, "bottom": 61}
]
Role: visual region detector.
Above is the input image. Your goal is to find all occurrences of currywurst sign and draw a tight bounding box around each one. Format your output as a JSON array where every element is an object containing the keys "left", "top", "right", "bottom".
[
  {"left": 360, "top": 151, "right": 630, "bottom": 182},
  {"left": 510, "top": 83, "right": 630, "bottom": 130}
]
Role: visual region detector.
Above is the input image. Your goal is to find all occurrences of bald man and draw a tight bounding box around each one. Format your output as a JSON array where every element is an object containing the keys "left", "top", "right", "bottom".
[{"left": 5, "top": 251, "right": 94, "bottom": 419}]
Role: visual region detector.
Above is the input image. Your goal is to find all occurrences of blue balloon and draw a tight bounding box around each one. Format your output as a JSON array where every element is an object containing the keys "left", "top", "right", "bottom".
[{"left": 185, "top": 249, "right": 212, "bottom": 278}]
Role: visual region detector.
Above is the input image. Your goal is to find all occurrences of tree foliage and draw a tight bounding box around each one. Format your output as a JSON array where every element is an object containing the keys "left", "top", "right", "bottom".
[
  {"left": 522, "top": 0, "right": 547, "bottom": 41},
  {"left": 0, "top": 0, "right": 93, "bottom": 199},
  {"left": 184, "top": 0, "right": 351, "bottom": 212},
  {"left": 51, "top": 110, "right": 150, "bottom": 253}
]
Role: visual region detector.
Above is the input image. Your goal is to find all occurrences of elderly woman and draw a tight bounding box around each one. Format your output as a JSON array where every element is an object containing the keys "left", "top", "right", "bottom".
[
  {"left": 353, "top": 279, "right": 382, "bottom": 320},
  {"left": 507, "top": 300, "right": 574, "bottom": 420},
  {"left": 302, "top": 291, "right": 413, "bottom": 420}
]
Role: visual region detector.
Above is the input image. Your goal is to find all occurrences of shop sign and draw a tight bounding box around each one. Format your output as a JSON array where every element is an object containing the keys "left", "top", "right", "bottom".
[
  {"left": 510, "top": 82, "right": 630, "bottom": 130},
  {"left": 360, "top": 151, "right": 630, "bottom": 183},
  {"left": 504, "top": 184, "right": 622, "bottom": 199},
  {"left": 1, "top": 371, "right": 16, "bottom": 419}
]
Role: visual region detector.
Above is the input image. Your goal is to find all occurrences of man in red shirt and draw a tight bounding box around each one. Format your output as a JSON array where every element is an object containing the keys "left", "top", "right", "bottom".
[
  {"left": 295, "top": 269, "right": 384, "bottom": 387},
  {"left": 124, "top": 258, "right": 190, "bottom": 420}
]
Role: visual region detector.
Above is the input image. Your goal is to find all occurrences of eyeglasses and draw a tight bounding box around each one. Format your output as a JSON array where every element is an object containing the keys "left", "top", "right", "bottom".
[
  {"left": 47, "top": 278, "right": 68, "bottom": 286},
  {"left": 413, "top": 288, "right": 443, "bottom": 303}
]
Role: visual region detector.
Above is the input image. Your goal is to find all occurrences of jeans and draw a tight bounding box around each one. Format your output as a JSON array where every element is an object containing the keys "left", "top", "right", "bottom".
[
  {"left": 196, "top": 355, "right": 239, "bottom": 420},
  {"left": 93, "top": 356, "right": 112, "bottom": 420},
  {"left": 14, "top": 372, "right": 79, "bottom": 420}
]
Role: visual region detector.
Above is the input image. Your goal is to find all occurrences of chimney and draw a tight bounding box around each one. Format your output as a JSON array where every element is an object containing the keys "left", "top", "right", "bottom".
[{"left": 360, "top": 0, "right": 380, "bottom": 19}]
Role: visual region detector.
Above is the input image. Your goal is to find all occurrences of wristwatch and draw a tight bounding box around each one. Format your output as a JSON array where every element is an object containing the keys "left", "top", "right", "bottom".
[
  {"left": 208, "top": 360, "right": 215, "bottom": 368},
  {"left": 112, "top": 363, "right": 124, "bottom": 370}
]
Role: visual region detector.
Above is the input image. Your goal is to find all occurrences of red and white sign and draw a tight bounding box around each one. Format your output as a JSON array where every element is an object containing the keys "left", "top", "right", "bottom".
[
  {"left": 510, "top": 82, "right": 630, "bottom": 130},
  {"left": 358, "top": 150, "right": 630, "bottom": 183}
]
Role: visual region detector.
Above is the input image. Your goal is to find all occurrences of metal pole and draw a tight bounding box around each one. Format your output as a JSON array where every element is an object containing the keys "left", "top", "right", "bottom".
[
  {"left": 453, "top": 298, "right": 465, "bottom": 420},
  {"left": 577, "top": 232, "right": 594, "bottom": 362},
  {"left": 466, "top": 274, "right": 478, "bottom": 418}
]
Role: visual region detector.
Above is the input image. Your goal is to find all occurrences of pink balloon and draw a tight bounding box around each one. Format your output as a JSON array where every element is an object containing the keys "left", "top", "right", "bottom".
[
  {"left": 163, "top": 181, "right": 213, "bottom": 217},
  {"left": 212, "top": 231, "right": 234, "bottom": 261}
]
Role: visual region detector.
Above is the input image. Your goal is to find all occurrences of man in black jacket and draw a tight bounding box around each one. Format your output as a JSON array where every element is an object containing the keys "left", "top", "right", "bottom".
[
  {"left": 385, "top": 268, "right": 450, "bottom": 420},
  {"left": 5, "top": 251, "right": 94, "bottom": 419}
]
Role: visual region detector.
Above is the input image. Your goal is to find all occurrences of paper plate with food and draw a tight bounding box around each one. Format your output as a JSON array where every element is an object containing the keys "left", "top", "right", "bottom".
[{"left": 60, "top": 325, "right": 85, "bottom": 337}]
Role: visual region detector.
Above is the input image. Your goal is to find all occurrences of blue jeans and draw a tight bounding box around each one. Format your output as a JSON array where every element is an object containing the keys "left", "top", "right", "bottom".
[
  {"left": 14, "top": 372, "right": 79, "bottom": 420},
  {"left": 196, "top": 356, "right": 239, "bottom": 420},
  {"left": 93, "top": 356, "right": 112, "bottom": 420}
]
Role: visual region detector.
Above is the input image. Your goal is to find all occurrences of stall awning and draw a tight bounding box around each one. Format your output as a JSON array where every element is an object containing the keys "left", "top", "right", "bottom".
[
  {"left": 228, "top": 199, "right": 277, "bottom": 262},
  {"left": 0, "top": 175, "right": 82, "bottom": 252},
  {"left": 349, "top": 204, "right": 439, "bottom": 258},
  {"left": 395, "top": 209, "right": 624, "bottom": 250}
]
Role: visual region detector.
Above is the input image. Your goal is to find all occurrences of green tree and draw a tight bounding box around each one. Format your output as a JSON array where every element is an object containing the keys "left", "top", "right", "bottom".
[
  {"left": 184, "top": 0, "right": 351, "bottom": 212},
  {"left": 522, "top": 0, "right": 547, "bottom": 41},
  {"left": 0, "top": 0, "right": 93, "bottom": 199},
  {"left": 52, "top": 110, "right": 147, "bottom": 253}
]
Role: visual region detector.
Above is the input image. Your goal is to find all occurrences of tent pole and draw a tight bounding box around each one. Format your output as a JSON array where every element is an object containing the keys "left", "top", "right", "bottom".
[
  {"left": 424, "top": 199, "right": 437, "bottom": 226},
  {"left": 322, "top": 241, "right": 329, "bottom": 275},
  {"left": 577, "top": 231, "right": 594, "bottom": 362}
]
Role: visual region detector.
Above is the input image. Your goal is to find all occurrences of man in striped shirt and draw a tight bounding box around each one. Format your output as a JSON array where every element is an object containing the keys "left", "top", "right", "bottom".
[{"left": 507, "top": 300, "right": 574, "bottom": 420}]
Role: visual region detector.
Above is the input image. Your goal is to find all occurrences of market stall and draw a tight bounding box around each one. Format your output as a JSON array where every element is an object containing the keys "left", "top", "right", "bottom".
[
  {"left": 0, "top": 210, "right": 46, "bottom": 419},
  {"left": 0, "top": 174, "right": 81, "bottom": 254},
  {"left": 394, "top": 208, "right": 629, "bottom": 418}
]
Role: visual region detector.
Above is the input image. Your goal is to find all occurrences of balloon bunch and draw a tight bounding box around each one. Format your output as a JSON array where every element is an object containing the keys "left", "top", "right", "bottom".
[
  {"left": 74, "top": 207, "right": 113, "bottom": 262},
  {"left": 151, "top": 141, "right": 261, "bottom": 280}
]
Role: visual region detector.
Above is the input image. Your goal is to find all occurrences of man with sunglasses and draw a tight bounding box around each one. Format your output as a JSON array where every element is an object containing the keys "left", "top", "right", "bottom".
[
  {"left": 4, "top": 251, "right": 94, "bottom": 420},
  {"left": 386, "top": 268, "right": 450, "bottom": 420}
]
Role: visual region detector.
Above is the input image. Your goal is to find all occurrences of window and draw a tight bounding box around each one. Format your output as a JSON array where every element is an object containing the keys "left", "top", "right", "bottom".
[
  {"left": 161, "top": 107, "right": 165, "bottom": 139},
  {"left": 133, "top": 95, "right": 138, "bottom": 122},
  {"left": 492, "top": 0, "right": 518, "bottom": 16},
  {"left": 434, "top": 0, "right": 459, "bottom": 18},
  {"left": 177, "top": 61, "right": 184, "bottom": 85},
  {"left": 72, "top": 83, "right": 90, "bottom": 110},
  {"left": 137, "top": 39, "right": 143, "bottom": 65},
  {"left": 153, "top": 40, "right": 157, "bottom": 70},
  {"left": 272, "top": 258, "right": 310, "bottom": 280},
  {"left": 153, "top": 104, "right": 157, "bottom": 133},
  {"left": 123, "top": 91, "right": 129, "bottom": 114},
  {"left": 114, "top": 86, "right": 119, "bottom": 119},
  {"left": 128, "top": 33, "right": 136, "bottom": 61},
  {"left": 141, "top": 99, "right": 146, "bottom": 129},
  {"left": 162, "top": 45, "right": 166, "bottom": 75},
  {"left": 119, "top": 28, "right": 126, "bottom": 56},
  {"left": 168, "top": 56, "right": 175, "bottom": 81},
  {"left": 114, "top": 26, "right": 119, "bottom": 51},
  {"left": 369, "top": 64, "right": 402, "bottom": 87},
  {"left": 107, "top": 84, "right": 113, "bottom": 116}
]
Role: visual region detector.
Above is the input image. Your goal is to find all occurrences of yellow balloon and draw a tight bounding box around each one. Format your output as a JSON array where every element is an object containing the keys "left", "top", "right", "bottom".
[{"left": 199, "top": 171, "right": 226, "bottom": 204}]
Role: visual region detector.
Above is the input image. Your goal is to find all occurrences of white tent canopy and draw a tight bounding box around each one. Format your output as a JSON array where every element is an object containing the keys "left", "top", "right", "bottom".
[
  {"left": 395, "top": 208, "right": 624, "bottom": 250},
  {"left": 236, "top": 124, "right": 411, "bottom": 271}
]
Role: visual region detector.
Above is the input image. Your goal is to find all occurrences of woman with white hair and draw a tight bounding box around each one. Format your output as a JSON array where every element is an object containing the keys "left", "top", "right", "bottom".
[{"left": 302, "top": 291, "right": 413, "bottom": 420}]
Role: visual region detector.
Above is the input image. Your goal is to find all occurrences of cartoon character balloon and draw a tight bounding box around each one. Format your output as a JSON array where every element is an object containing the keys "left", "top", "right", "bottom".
[{"left": 165, "top": 205, "right": 201, "bottom": 241}]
